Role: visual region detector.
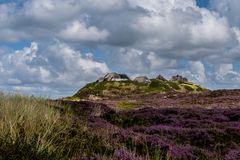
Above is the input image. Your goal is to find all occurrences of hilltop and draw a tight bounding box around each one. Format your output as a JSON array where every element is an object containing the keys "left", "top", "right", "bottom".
[
  {"left": 68, "top": 73, "right": 207, "bottom": 101},
  {"left": 1, "top": 79, "right": 239, "bottom": 160}
]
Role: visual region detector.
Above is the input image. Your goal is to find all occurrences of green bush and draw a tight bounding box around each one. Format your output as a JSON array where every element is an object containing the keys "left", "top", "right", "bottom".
[
  {"left": 168, "top": 81, "right": 181, "bottom": 90},
  {"left": 149, "top": 80, "right": 161, "bottom": 88}
]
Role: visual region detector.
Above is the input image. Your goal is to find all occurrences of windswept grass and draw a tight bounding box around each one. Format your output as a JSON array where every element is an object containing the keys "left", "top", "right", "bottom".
[
  {"left": 0, "top": 93, "right": 126, "bottom": 160},
  {"left": 3, "top": 90, "right": 237, "bottom": 159},
  {"left": 0, "top": 93, "right": 78, "bottom": 159}
]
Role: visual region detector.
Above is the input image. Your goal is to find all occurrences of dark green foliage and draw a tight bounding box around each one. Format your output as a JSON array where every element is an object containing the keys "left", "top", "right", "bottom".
[
  {"left": 149, "top": 80, "right": 162, "bottom": 88},
  {"left": 184, "top": 85, "right": 194, "bottom": 91},
  {"left": 196, "top": 86, "right": 205, "bottom": 92},
  {"left": 168, "top": 81, "right": 181, "bottom": 90},
  {"left": 148, "top": 79, "right": 171, "bottom": 92}
]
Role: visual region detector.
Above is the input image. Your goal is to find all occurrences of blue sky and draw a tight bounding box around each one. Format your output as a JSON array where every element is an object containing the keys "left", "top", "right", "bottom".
[
  {"left": 196, "top": 0, "right": 209, "bottom": 8},
  {"left": 0, "top": 0, "right": 240, "bottom": 98}
]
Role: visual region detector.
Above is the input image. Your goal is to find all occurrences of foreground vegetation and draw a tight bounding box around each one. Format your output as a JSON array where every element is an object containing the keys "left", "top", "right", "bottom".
[
  {"left": 1, "top": 91, "right": 240, "bottom": 159},
  {"left": 0, "top": 93, "right": 75, "bottom": 159},
  {"left": 64, "top": 99, "right": 240, "bottom": 160},
  {"left": 0, "top": 93, "right": 114, "bottom": 160}
]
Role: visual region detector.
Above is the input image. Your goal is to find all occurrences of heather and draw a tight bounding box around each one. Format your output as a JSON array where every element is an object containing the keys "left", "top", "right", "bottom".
[
  {"left": 1, "top": 91, "right": 240, "bottom": 159},
  {"left": 64, "top": 99, "right": 240, "bottom": 160}
]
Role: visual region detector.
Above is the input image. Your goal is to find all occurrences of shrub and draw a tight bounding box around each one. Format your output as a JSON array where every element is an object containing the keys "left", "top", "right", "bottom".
[{"left": 168, "top": 81, "right": 181, "bottom": 90}]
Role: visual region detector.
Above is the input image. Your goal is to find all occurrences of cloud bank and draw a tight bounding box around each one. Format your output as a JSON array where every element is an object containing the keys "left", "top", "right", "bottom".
[{"left": 0, "top": 0, "right": 240, "bottom": 97}]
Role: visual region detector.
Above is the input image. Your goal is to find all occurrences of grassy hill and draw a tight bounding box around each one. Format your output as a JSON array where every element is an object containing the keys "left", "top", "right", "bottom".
[
  {"left": 69, "top": 79, "right": 207, "bottom": 100},
  {"left": 1, "top": 91, "right": 239, "bottom": 160}
]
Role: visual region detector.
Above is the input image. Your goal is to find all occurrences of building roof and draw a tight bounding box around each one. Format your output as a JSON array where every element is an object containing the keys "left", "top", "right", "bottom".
[
  {"left": 134, "top": 76, "right": 150, "bottom": 83},
  {"left": 171, "top": 75, "right": 188, "bottom": 82},
  {"left": 102, "top": 73, "right": 130, "bottom": 81},
  {"left": 156, "top": 75, "right": 167, "bottom": 81}
]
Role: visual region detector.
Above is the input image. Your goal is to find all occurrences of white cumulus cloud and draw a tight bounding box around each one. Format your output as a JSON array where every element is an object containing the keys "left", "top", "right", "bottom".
[
  {"left": 0, "top": 0, "right": 240, "bottom": 95},
  {"left": 60, "top": 21, "right": 109, "bottom": 42},
  {"left": 0, "top": 41, "right": 110, "bottom": 97},
  {"left": 210, "top": 0, "right": 240, "bottom": 27},
  {"left": 188, "top": 61, "right": 207, "bottom": 83},
  {"left": 216, "top": 64, "right": 240, "bottom": 83}
]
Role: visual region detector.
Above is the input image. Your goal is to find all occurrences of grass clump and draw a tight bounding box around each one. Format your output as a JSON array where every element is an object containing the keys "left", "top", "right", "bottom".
[
  {"left": 116, "top": 100, "right": 137, "bottom": 109},
  {"left": 0, "top": 93, "right": 78, "bottom": 160},
  {"left": 64, "top": 96, "right": 81, "bottom": 101},
  {"left": 168, "top": 81, "right": 181, "bottom": 90},
  {"left": 182, "top": 84, "right": 195, "bottom": 91},
  {"left": 148, "top": 79, "right": 170, "bottom": 91}
]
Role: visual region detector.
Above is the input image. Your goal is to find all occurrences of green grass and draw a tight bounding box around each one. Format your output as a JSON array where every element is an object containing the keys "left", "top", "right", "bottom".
[
  {"left": 148, "top": 79, "right": 170, "bottom": 92},
  {"left": 63, "top": 96, "right": 81, "bottom": 101},
  {"left": 0, "top": 93, "right": 77, "bottom": 159},
  {"left": 168, "top": 81, "right": 181, "bottom": 90},
  {"left": 0, "top": 93, "right": 115, "bottom": 160},
  {"left": 182, "top": 84, "right": 195, "bottom": 91},
  {"left": 116, "top": 100, "right": 137, "bottom": 109},
  {"left": 72, "top": 79, "right": 207, "bottom": 99}
]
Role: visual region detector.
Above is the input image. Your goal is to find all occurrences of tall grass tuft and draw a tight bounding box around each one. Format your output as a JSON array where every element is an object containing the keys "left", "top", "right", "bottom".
[{"left": 0, "top": 93, "right": 76, "bottom": 159}]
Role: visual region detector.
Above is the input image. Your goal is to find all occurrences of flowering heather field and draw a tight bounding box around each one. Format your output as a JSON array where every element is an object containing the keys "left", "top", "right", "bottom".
[
  {"left": 99, "top": 89, "right": 240, "bottom": 109},
  {"left": 1, "top": 91, "right": 239, "bottom": 159},
  {"left": 64, "top": 90, "right": 240, "bottom": 160}
]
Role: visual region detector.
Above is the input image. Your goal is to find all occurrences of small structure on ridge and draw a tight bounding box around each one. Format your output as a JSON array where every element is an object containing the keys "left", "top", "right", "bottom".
[
  {"left": 97, "top": 73, "right": 130, "bottom": 82},
  {"left": 156, "top": 75, "right": 167, "bottom": 81},
  {"left": 171, "top": 75, "right": 188, "bottom": 82},
  {"left": 134, "top": 76, "right": 151, "bottom": 84}
]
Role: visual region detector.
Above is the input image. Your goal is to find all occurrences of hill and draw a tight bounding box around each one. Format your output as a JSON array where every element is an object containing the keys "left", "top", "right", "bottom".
[
  {"left": 61, "top": 89, "right": 240, "bottom": 159},
  {"left": 68, "top": 73, "right": 207, "bottom": 101},
  {"left": 1, "top": 84, "right": 239, "bottom": 160}
]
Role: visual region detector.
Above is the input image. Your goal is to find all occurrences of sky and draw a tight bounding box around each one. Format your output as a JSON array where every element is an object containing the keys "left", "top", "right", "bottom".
[{"left": 0, "top": 0, "right": 240, "bottom": 98}]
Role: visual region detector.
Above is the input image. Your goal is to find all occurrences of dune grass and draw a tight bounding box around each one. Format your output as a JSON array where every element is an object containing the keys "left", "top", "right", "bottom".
[{"left": 0, "top": 93, "right": 79, "bottom": 159}]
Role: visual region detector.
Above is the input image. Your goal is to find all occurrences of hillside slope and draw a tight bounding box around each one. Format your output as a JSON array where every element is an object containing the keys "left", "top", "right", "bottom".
[{"left": 70, "top": 79, "right": 207, "bottom": 100}]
